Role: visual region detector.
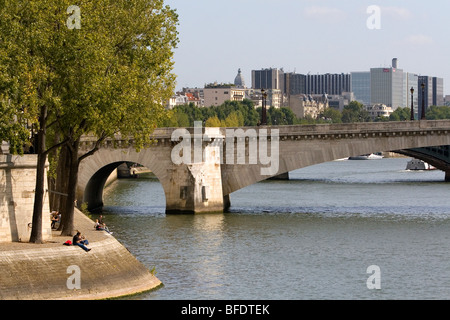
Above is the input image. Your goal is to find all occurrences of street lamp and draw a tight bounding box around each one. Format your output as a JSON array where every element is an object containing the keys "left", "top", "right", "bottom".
[
  {"left": 261, "top": 89, "right": 268, "bottom": 125},
  {"left": 410, "top": 87, "right": 415, "bottom": 121},
  {"left": 421, "top": 82, "right": 426, "bottom": 120}
]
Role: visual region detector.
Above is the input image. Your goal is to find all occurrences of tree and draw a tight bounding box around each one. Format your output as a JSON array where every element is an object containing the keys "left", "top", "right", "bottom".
[
  {"left": 342, "top": 101, "right": 370, "bottom": 123},
  {"left": 320, "top": 108, "right": 342, "bottom": 124},
  {"left": 0, "top": 0, "right": 179, "bottom": 241},
  {"left": 389, "top": 107, "right": 411, "bottom": 121},
  {"left": 426, "top": 105, "right": 450, "bottom": 120},
  {"left": 205, "top": 116, "right": 223, "bottom": 127}
]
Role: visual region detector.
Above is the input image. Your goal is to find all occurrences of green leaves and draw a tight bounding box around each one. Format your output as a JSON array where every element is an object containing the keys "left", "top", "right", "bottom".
[{"left": 0, "top": 0, "right": 179, "bottom": 153}]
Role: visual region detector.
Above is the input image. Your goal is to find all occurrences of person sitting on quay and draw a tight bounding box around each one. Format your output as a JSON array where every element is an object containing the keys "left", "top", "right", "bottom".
[
  {"left": 50, "top": 211, "right": 61, "bottom": 229},
  {"left": 94, "top": 219, "right": 113, "bottom": 234},
  {"left": 73, "top": 231, "right": 91, "bottom": 252}
]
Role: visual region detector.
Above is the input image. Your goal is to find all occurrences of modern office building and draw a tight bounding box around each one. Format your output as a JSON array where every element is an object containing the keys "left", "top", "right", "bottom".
[
  {"left": 370, "top": 66, "right": 404, "bottom": 109},
  {"left": 305, "top": 73, "right": 351, "bottom": 96},
  {"left": 418, "top": 76, "right": 434, "bottom": 115},
  {"left": 433, "top": 77, "right": 444, "bottom": 106},
  {"left": 351, "top": 71, "right": 371, "bottom": 106},
  {"left": 284, "top": 73, "right": 307, "bottom": 95},
  {"left": 254, "top": 69, "right": 351, "bottom": 96},
  {"left": 403, "top": 73, "right": 419, "bottom": 118},
  {"left": 417, "top": 76, "right": 444, "bottom": 115},
  {"left": 252, "top": 68, "right": 284, "bottom": 91}
]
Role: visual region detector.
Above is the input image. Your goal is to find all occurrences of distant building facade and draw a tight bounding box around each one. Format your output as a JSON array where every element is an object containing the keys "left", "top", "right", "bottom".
[
  {"left": 445, "top": 95, "right": 450, "bottom": 107},
  {"left": 252, "top": 68, "right": 284, "bottom": 91},
  {"left": 433, "top": 77, "right": 444, "bottom": 106},
  {"left": 203, "top": 84, "right": 246, "bottom": 107},
  {"left": 305, "top": 73, "right": 351, "bottom": 96},
  {"left": 366, "top": 104, "right": 393, "bottom": 120},
  {"left": 370, "top": 66, "right": 404, "bottom": 109},
  {"left": 289, "top": 94, "right": 328, "bottom": 119}
]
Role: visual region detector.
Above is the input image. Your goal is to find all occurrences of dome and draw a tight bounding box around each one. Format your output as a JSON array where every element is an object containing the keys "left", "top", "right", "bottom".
[{"left": 234, "top": 68, "right": 245, "bottom": 88}]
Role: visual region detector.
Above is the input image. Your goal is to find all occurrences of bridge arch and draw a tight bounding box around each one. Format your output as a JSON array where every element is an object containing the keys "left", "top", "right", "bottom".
[{"left": 77, "top": 144, "right": 173, "bottom": 212}]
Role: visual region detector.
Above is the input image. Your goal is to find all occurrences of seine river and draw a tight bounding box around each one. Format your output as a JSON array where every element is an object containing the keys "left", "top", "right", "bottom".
[{"left": 101, "top": 157, "right": 450, "bottom": 300}]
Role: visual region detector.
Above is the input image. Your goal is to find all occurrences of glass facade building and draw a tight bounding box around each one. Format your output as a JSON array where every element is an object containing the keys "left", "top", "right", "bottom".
[
  {"left": 433, "top": 77, "right": 444, "bottom": 106},
  {"left": 351, "top": 72, "right": 371, "bottom": 106},
  {"left": 403, "top": 73, "right": 419, "bottom": 118}
]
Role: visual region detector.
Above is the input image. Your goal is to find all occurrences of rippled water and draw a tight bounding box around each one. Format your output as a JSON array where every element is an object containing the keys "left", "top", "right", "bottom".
[{"left": 102, "top": 158, "right": 450, "bottom": 300}]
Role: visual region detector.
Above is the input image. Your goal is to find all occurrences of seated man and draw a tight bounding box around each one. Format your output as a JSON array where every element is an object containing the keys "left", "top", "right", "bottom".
[{"left": 72, "top": 231, "right": 91, "bottom": 252}]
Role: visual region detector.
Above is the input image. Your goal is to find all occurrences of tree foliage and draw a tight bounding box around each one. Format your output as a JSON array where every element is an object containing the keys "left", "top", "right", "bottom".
[
  {"left": 341, "top": 101, "right": 370, "bottom": 123},
  {"left": 0, "top": 0, "right": 179, "bottom": 241},
  {"left": 389, "top": 107, "right": 412, "bottom": 121},
  {"left": 425, "top": 105, "right": 450, "bottom": 120}
]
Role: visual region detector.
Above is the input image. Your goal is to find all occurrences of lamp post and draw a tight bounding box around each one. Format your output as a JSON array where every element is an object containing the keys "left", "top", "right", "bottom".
[
  {"left": 421, "top": 82, "right": 426, "bottom": 120},
  {"left": 410, "top": 87, "right": 415, "bottom": 121},
  {"left": 261, "top": 89, "right": 267, "bottom": 125}
]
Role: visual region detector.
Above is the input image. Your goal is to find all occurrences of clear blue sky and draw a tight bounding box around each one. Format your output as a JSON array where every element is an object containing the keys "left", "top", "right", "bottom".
[{"left": 165, "top": 0, "right": 449, "bottom": 95}]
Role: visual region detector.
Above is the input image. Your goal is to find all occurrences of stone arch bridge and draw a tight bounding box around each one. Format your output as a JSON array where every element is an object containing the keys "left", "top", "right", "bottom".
[{"left": 77, "top": 120, "right": 450, "bottom": 214}]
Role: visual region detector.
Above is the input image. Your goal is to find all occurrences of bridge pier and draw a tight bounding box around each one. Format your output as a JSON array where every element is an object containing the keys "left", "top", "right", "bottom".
[{"left": 165, "top": 135, "right": 226, "bottom": 214}]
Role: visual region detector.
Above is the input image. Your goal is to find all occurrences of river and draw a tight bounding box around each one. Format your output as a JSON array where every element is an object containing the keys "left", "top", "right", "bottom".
[{"left": 101, "top": 157, "right": 450, "bottom": 300}]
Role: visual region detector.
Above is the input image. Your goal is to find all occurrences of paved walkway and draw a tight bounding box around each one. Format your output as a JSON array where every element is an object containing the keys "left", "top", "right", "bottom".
[
  {"left": 0, "top": 209, "right": 161, "bottom": 300},
  {"left": 0, "top": 211, "right": 112, "bottom": 251}
]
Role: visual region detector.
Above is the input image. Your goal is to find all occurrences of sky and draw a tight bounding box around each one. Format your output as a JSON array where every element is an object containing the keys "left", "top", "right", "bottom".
[{"left": 164, "top": 0, "right": 450, "bottom": 95}]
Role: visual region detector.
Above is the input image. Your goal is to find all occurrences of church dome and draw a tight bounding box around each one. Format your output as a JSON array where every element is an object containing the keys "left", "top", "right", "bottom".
[{"left": 234, "top": 68, "right": 245, "bottom": 88}]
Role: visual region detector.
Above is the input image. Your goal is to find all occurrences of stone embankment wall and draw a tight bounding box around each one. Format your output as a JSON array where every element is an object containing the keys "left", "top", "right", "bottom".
[{"left": 0, "top": 155, "right": 52, "bottom": 243}]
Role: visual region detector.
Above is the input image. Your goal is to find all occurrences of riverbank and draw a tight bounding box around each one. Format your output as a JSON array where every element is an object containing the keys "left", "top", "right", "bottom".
[{"left": 0, "top": 208, "right": 162, "bottom": 300}]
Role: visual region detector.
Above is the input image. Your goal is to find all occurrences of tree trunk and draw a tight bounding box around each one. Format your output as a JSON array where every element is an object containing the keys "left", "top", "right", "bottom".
[
  {"left": 48, "top": 132, "right": 61, "bottom": 212},
  {"left": 29, "top": 106, "right": 47, "bottom": 244},
  {"left": 54, "top": 145, "right": 70, "bottom": 231},
  {"left": 60, "top": 138, "right": 80, "bottom": 236}
]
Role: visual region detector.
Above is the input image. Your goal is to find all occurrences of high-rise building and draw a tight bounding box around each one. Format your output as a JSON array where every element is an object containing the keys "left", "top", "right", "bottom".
[
  {"left": 370, "top": 65, "right": 404, "bottom": 109},
  {"left": 418, "top": 76, "right": 434, "bottom": 115},
  {"left": 284, "top": 73, "right": 306, "bottom": 95},
  {"left": 305, "top": 73, "right": 351, "bottom": 96},
  {"left": 433, "top": 77, "right": 444, "bottom": 106},
  {"left": 351, "top": 72, "right": 371, "bottom": 106},
  {"left": 251, "top": 68, "right": 284, "bottom": 91},
  {"left": 403, "top": 73, "right": 419, "bottom": 118},
  {"left": 417, "top": 76, "right": 444, "bottom": 115}
]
